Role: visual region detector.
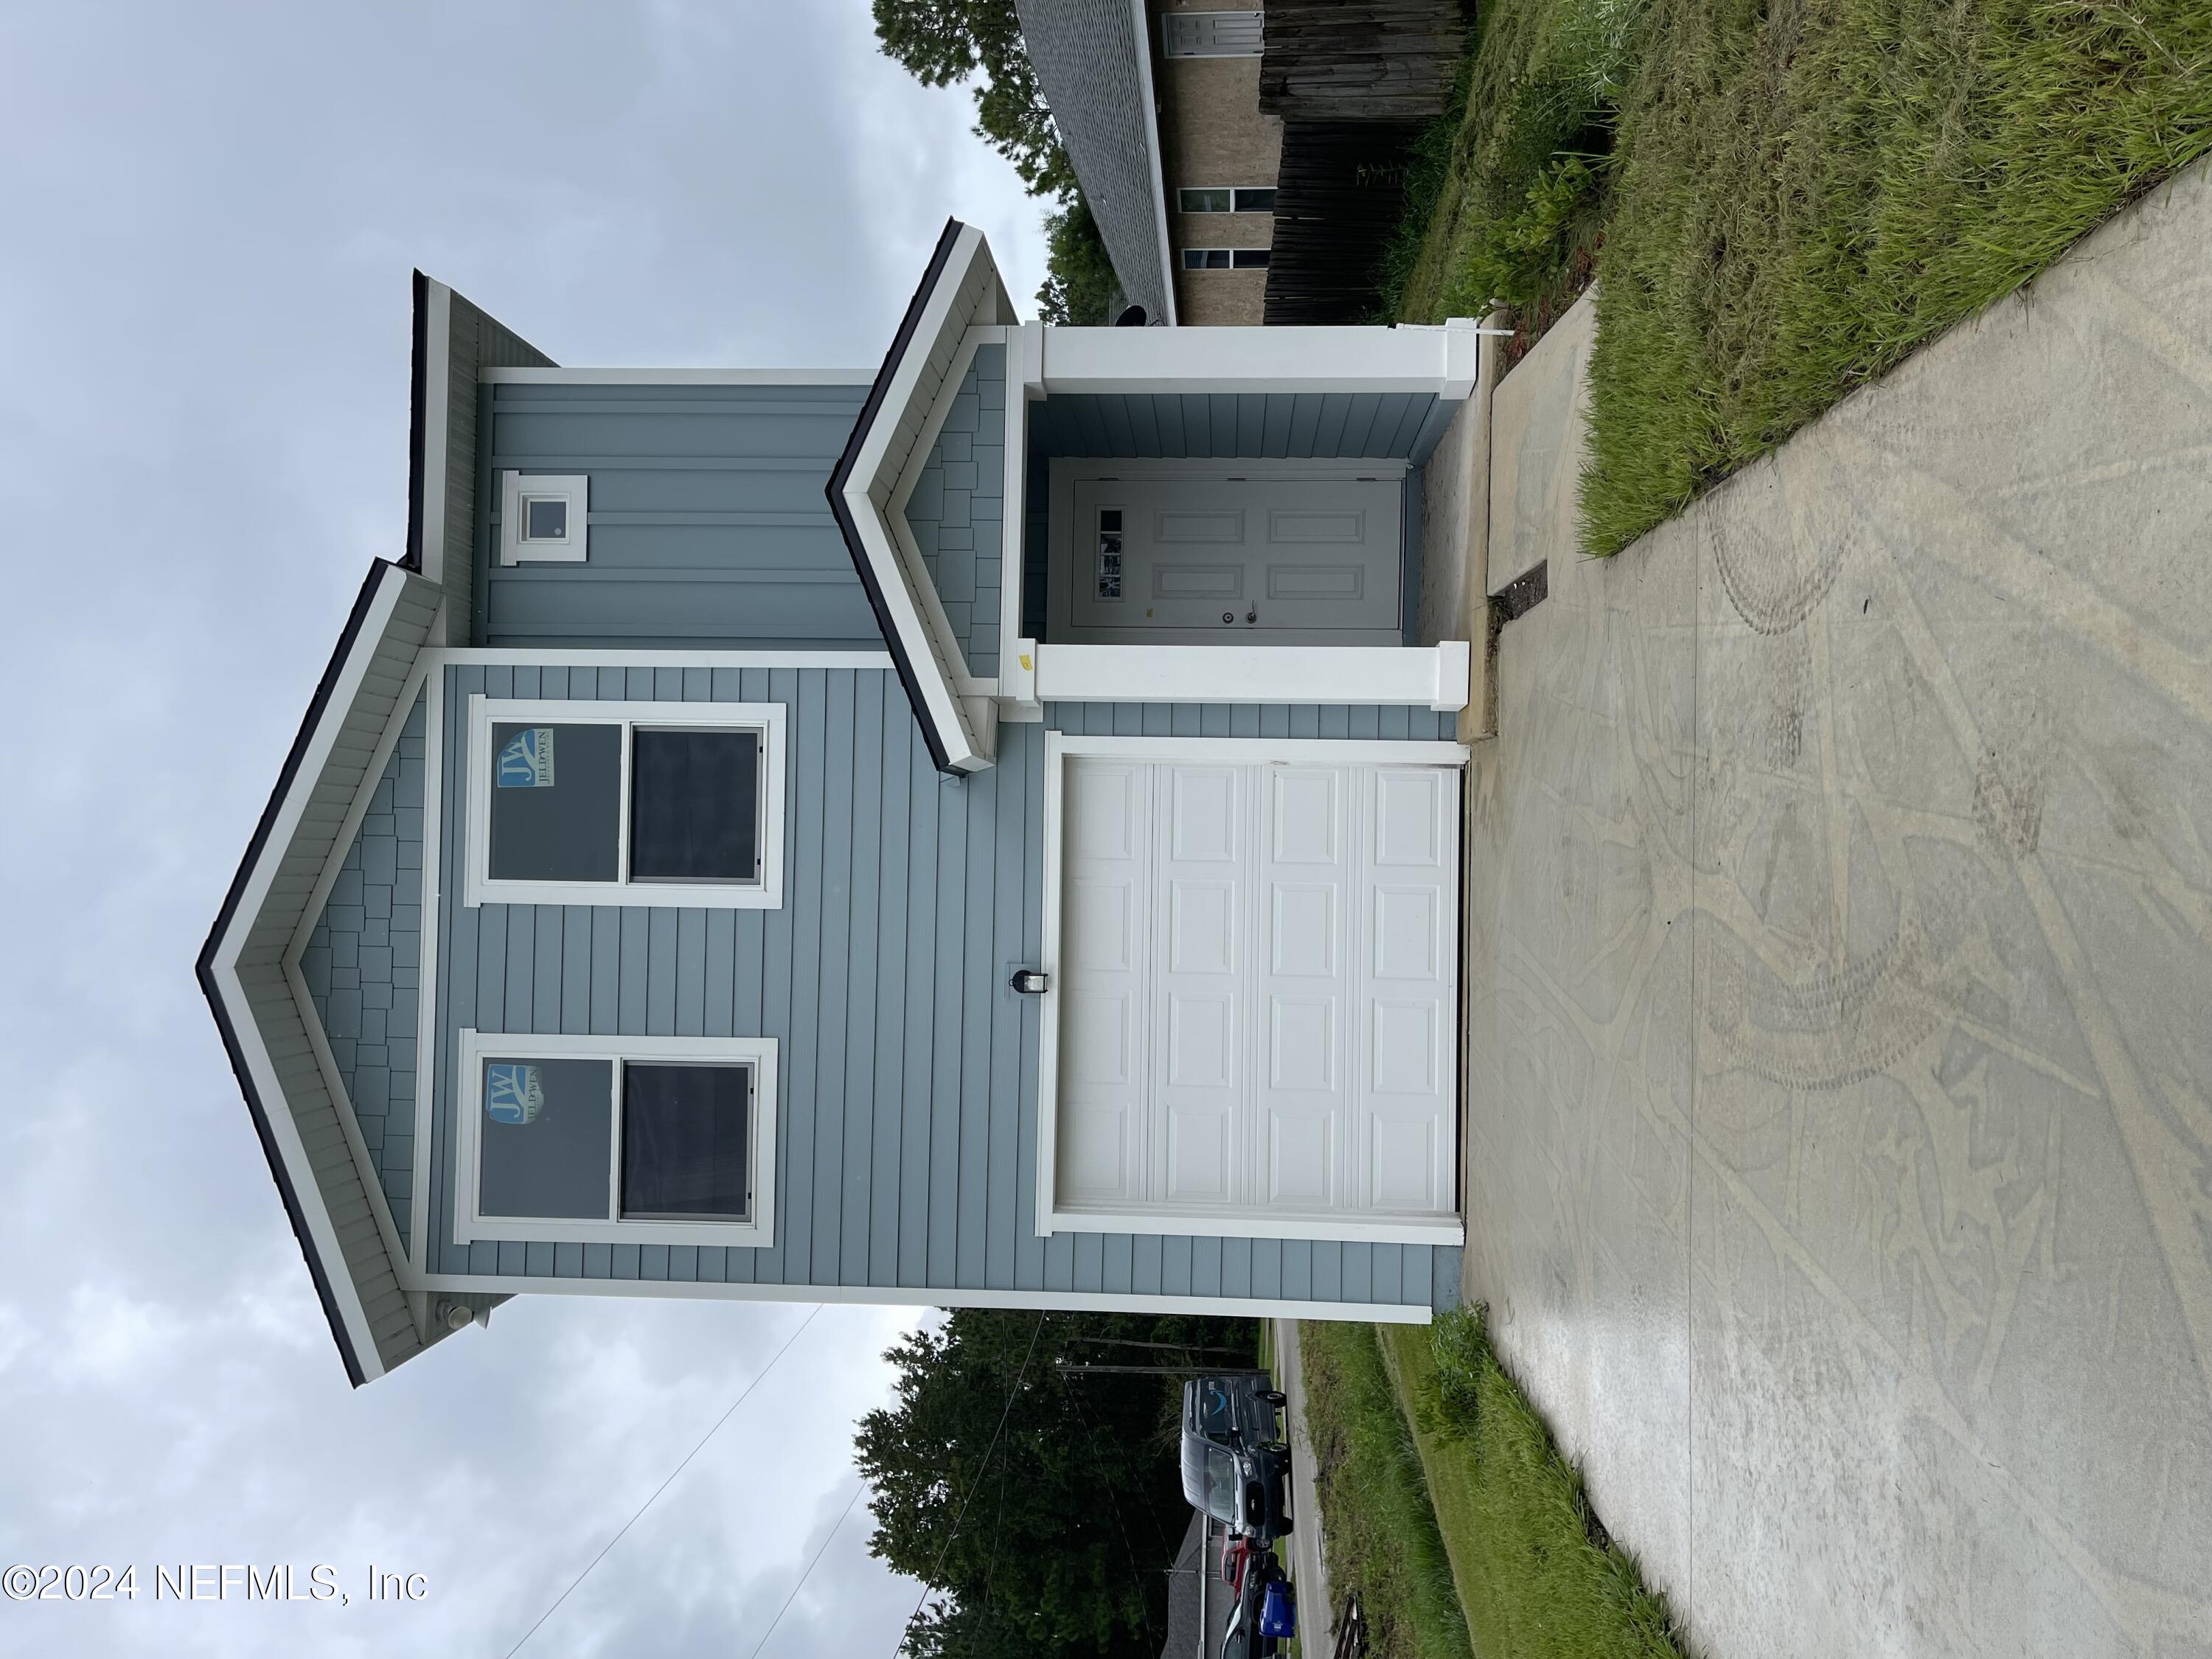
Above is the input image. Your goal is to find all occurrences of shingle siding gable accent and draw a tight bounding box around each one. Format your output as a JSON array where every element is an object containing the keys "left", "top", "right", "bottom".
[
  {"left": 429, "top": 663, "right": 1442, "bottom": 1312},
  {"left": 905, "top": 345, "right": 1008, "bottom": 676},
  {"left": 1014, "top": 0, "right": 1171, "bottom": 321},
  {"left": 301, "top": 689, "right": 426, "bottom": 1249}
]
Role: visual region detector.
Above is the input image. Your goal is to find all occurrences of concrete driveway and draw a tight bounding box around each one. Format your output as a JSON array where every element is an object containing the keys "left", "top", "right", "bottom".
[{"left": 1461, "top": 161, "right": 2212, "bottom": 1655}]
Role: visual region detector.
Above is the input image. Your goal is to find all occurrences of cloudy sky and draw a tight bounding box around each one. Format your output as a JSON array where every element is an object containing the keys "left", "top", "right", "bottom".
[{"left": 0, "top": 4, "right": 1043, "bottom": 1654}]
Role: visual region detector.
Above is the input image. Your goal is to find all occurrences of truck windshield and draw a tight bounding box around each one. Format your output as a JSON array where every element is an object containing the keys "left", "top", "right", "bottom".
[{"left": 1205, "top": 1447, "right": 1241, "bottom": 1522}]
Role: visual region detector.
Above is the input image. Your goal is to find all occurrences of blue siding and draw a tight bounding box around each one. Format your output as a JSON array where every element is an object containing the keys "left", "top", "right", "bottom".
[
  {"left": 301, "top": 689, "right": 425, "bottom": 1248},
  {"left": 479, "top": 383, "right": 881, "bottom": 650},
  {"left": 905, "top": 346, "right": 1006, "bottom": 675},
  {"left": 430, "top": 666, "right": 1443, "bottom": 1312}
]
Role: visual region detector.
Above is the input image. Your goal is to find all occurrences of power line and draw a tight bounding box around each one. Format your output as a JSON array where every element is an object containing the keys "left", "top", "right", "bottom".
[
  {"left": 502, "top": 1304, "right": 826, "bottom": 1658},
  {"left": 889, "top": 1312, "right": 1048, "bottom": 1656},
  {"left": 743, "top": 1477, "right": 872, "bottom": 1659}
]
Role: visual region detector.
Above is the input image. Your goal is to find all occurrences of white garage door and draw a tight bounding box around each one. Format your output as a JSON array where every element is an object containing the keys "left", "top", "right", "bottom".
[{"left": 1056, "top": 755, "right": 1459, "bottom": 1227}]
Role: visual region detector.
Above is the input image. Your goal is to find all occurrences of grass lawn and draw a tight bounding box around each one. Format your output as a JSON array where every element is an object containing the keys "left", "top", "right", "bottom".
[
  {"left": 1377, "top": 1310, "right": 1688, "bottom": 1659},
  {"left": 1298, "top": 1321, "right": 1473, "bottom": 1659},
  {"left": 1388, "top": 0, "right": 2212, "bottom": 553}
]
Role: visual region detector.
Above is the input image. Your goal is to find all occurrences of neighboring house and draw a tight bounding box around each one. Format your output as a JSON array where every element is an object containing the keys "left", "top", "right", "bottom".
[
  {"left": 200, "top": 223, "right": 1485, "bottom": 1382},
  {"left": 1018, "top": 1, "right": 1466, "bottom": 324}
]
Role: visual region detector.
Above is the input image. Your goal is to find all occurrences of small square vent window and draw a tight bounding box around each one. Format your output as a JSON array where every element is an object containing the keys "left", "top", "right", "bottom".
[{"left": 500, "top": 472, "right": 588, "bottom": 565}]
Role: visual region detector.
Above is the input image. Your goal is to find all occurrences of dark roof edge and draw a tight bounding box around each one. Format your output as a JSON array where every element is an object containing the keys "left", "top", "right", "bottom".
[
  {"left": 195, "top": 558, "right": 404, "bottom": 1391},
  {"left": 826, "top": 217, "right": 966, "bottom": 775},
  {"left": 403, "top": 271, "right": 430, "bottom": 574}
]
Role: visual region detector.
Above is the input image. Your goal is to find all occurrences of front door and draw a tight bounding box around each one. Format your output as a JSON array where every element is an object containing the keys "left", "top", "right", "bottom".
[
  {"left": 1060, "top": 468, "right": 1405, "bottom": 646},
  {"left": 1054, "top": 754, "right": 1459, "bottom": 1230}
]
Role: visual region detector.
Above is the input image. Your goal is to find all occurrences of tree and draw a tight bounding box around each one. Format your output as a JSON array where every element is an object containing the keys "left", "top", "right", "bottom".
[
  {"left": 872, "top": 0, "right": 1074, "bottom": 199},
  {"left": 872, "top": 0, "right": 1119, "bottom": 323},
  {"left": 1034, "top": 195, "right": 1120, "bottom": 324},
  {"left": 857, "top": 1310, "right": 1257, "bottom": 1658}
]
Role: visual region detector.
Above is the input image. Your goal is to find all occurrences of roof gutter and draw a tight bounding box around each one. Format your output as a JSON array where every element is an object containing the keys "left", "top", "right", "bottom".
[{"left": 1128, "top": 0, "right": 1178, "bottom": 325}]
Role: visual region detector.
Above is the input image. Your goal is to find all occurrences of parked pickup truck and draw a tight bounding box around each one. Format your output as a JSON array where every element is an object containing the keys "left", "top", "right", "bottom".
[{"left": 1180, "top": 1374, "right": 1293, "bottom": 1545}]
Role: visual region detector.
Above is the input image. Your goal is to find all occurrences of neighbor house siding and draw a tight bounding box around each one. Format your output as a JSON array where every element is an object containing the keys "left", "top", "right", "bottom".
[
  {"left": 300, "top": 689, "right": 426, "bottom": 1248},
  {"left": 478, "top": 383, "right": 883, "bottom": 650},
  {"left": 429, "top": 663, "right": 1444, "bottom": 1312},
  {"left": 904, "top": 344, "right": 1007, "bottom": 676}
]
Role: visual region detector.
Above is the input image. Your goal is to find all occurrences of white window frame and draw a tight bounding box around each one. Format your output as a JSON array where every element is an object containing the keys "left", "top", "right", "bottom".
[
  {"left": 454, "top": 1030, "right": 778, "bottom": 1248},
  {"left": 1176, "top": 187, "right": 1277, "bottom": 215},
  {"left": 499, "top": 470, "right": 589, "bottom": 565},
  {"left": 463, "top": 697, "right": 787, "bottom": 909},
  {"left": 1180, "top": 248, "right": 1272, "bottom": 271}
]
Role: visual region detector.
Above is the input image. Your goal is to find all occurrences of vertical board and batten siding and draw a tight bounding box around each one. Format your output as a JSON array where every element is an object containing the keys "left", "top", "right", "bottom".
[
  {"left": 905, "top": 345, "right": 1007, "bottom": 676},
  {"left": 301, "top": 692, "right": 425, "bottom": 1248},
  {"left": 1022, "top": 390, "right": 1458, "bottom": 642},
  {"left": 431, "top": 664, "right": 1452, "bottom": 1312},
  {"left": 478, "top": 383, "right": 883, "bottom": 650}
]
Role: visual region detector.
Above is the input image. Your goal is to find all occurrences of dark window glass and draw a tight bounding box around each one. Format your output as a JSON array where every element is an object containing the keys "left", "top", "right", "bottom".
[
  {"left": 1232, "top": 187, "right": 1277, "bottom": 213},
  {"left": 478, "top": 1058, "right": 613, "bottom": 1219},
  {"left": 1178, "top": 187, "right": 1232, "bottom": 214},
  {"left": 1232, "top": 248, "right": 1272, "bottom": 269},
  {"left": 523, "top": 496, "right": 568, "bottom": 540},
  {"left": 488, "top": 722, "right": 622, "bottom": 882},
  {"left": 621, "top": 1064, "right": 751, "bottom": 1219},
  {"left": 628, "top": 728, "right": 760, "bottom": 883}
]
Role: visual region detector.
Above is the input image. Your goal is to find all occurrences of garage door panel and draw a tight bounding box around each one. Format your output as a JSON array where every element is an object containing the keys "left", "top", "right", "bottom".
[
  {"left": 1058, "top": 754, "right": 1458, "bottom": 1227},
  {"left": 1060, "top": 1098, "right": 1137, "bottom": 1203},
  {"left": 1365, "top": 1110, "right": 1442, "bottom": 1211},
  {"left": 1264, "top": 1103, "right": 1339, "bottom": 1206},
  {"left": 1069, "top": 762, "right": 1145, "bottom": 858},
  {"left": 1372, "top": 886, "right": 1441, "bottom": 980}
]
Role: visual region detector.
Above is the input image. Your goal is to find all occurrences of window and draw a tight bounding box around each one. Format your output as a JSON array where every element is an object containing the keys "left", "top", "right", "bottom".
[
  {"left": 1177, "top": 187, "right": 1276, "bottom": 215},
  {"left": 1095, "top": 507, "right": 1124, "bottom": 600},
  {"left": 499, "top": 471, "right": 588, "bottom": 565},
  {"left": 1164, "top": 10, "right": 1262, "bottom": 56},
  {"left": 1181, "top": 248, "right": 1272, "bottom": 270},
  {"left": 456, "top": 1031, "right": 778, "bottom": 1247},
  {"left": 465, "top": 698, "right": 786, "bottom": 908}
]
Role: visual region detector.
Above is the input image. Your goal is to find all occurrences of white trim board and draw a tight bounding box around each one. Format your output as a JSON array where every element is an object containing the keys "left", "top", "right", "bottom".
[
  {"left": 1034, "top": 731, "right": 1470, "bottom": 1248},
  {"left": 410, "top": 666, "right": 445, "bottom": 1279},
  {"left": 430, "top": 648, "right": 896, "bottom": 669},
  {"left": 452, "top": 1030, "right": 779, "bottom": 1250},
  {"left": 481, "top": 367, "right": 872, "bottom": 386},
  {"left": 1033, "top": 642, "right": 1471, "bottom": 712},
  {"left": 1039, "top": 319, "right": 1487, "bottom": 396},
  {"left": 462, "top": 696, "right": 789, "bottom": 910},
  {"left": 414, "top": 1273, "right": 1435, "bottom": 1324}
]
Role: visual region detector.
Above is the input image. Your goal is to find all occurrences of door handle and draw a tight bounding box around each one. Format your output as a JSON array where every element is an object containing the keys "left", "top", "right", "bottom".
[{"left": 1245, "top": 608, "right": 1257, "bottom": 624}]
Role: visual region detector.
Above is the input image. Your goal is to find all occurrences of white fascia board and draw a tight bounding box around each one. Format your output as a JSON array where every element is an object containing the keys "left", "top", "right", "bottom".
[
  {"left": 432, "top": 647, "right": 897, "bottom": 669},
  {"left": 841, "top": 223, "right": 995, "bottom": 771},
  {"left": 414, "top": 1273, "right": 1435, "bottom": 1324},
  {"left": 480, "top": 367, "right": 872, "bottom": 385},
  {"left": 1127, "top": 0, "right": 1178, "bottom": 326},
  {"left": 1040, "top": 323, "right": 1467, "bottom": 395},
  {"left": 1043, "top": 1206, "right": 1464, "bottom": 1247},
  {"left": 212, "top": 956, "right": 391, "bottom": 1378},
  {"left": 418, "top": 282, "right": 452, "bottom": 585},
  {"left": 1034, "top": 641, "right": 1472, "bottom": 712}
]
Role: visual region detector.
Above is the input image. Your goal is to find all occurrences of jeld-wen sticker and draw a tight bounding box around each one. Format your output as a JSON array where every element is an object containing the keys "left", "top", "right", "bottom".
[
  {"left": 485, "top": 1064, "right": 545, "bottom": 1125},
  {"left": 497, "top": 727, "right": 556, "bottom": 788}
]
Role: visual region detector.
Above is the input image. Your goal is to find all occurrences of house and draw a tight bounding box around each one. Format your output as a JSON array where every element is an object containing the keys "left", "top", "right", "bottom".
[
  {"left": 199, "top": 222, "right": 1486, "bottom": 1382},
  {"left": 1016, "top": 0, "right": 1467, "bottom": 324}
]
